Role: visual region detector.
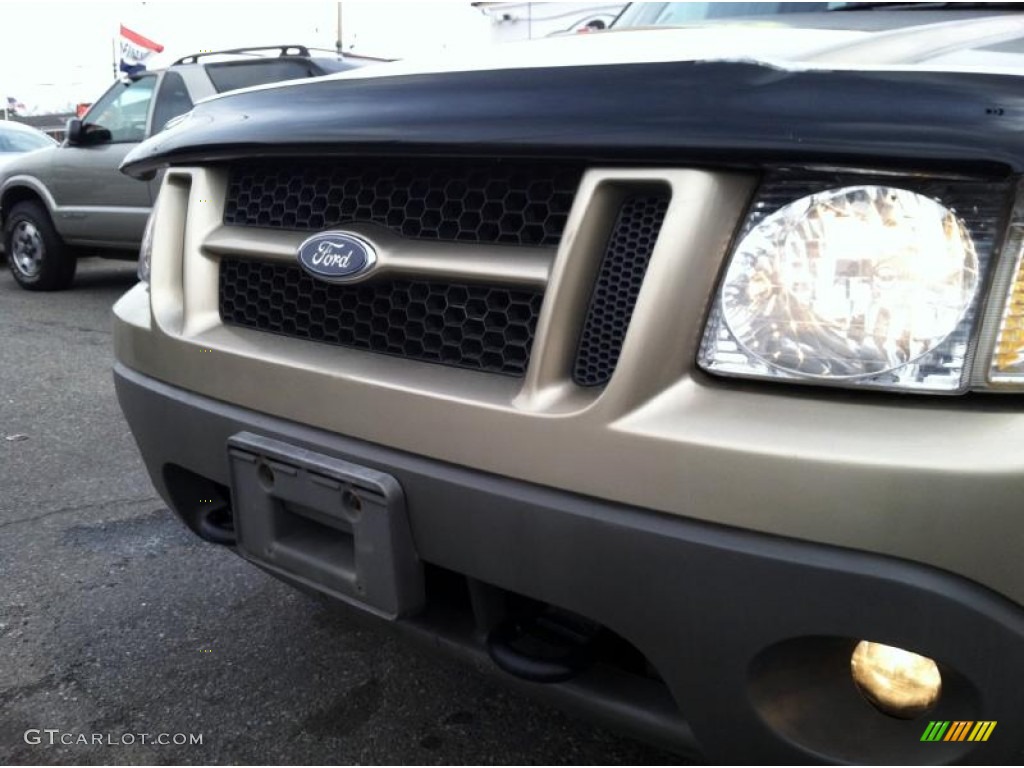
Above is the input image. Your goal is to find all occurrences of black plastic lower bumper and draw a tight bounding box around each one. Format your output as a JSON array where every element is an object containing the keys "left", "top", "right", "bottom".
[{"left": 114, "top": 363, "right": 1024, "bottom": 764}]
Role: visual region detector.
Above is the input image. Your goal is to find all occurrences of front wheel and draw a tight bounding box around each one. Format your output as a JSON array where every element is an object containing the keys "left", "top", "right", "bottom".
[{"left": 4, "top": 201, "right": 76, "bottom": 291}]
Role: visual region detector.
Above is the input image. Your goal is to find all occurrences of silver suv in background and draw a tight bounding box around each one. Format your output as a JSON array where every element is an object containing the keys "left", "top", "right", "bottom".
[{"left": 0, "top": 45, "right": 371, "bottom": 291}]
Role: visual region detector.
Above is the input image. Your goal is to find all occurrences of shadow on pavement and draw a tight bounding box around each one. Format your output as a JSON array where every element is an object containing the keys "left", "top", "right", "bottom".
[{"left": 72, "top": 259, "right": 139, "bottom": 290}]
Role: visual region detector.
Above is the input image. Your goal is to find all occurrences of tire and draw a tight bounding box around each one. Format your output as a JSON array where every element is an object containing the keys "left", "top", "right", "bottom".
[{"left": 4, "top": 201, "right": 76, "bottom": 291}]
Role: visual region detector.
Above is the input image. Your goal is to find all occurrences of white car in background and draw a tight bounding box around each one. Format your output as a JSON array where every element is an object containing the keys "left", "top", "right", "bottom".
[
  {"left": 0, "top": 121, "right": 56, "bottom": 253},
  {"left": 0, "top": 120, "right": 56, "bottom": 167}
]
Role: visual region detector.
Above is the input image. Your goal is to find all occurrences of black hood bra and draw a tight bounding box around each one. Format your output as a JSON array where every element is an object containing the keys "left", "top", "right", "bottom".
[{"left": 122, "top": 59, "right": 1024, "bottom": 178}]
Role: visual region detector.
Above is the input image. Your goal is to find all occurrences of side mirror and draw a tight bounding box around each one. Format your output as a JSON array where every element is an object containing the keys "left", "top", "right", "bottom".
[
  {"left": 65, "top": 118, "right": 82, "bottom": 145},
  {"left": 83, "top": 124, "right": 113, "bottom": 145},
  {"left": 65, "top": 118, "right": 112, "bottom": 147}
]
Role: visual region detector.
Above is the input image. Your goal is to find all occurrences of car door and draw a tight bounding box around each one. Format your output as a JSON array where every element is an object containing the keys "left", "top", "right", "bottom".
[{"left": 48, "top": 75, "right": 157, "bottom": 249}]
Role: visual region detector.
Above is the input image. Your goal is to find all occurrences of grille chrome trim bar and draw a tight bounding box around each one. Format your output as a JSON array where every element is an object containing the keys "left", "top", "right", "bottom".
[{"left": 202, "top": 224, "right": 554, "bottom": 288}]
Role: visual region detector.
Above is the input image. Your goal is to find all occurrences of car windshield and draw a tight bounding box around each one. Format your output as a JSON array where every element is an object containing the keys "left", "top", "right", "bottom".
[
  {"left": 84, "top": 76, "right": 157, "bottom": 143},
  {"left": 205, "top": 59, "right": 322, "bottom": 94},
  {"left": 0, "top": 125, "right": 55, "bottom": 152},
  {"left": 615, "top": 2, "right": 837, "bottom": 27},
  {"left": 614, "top": 1, "right": 1023, "bottom": 26}
]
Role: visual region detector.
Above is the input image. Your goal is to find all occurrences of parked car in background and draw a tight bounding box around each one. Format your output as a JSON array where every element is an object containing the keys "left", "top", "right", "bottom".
[
  {"left": 611, "top": 0, "right": 1024, "bottom": 28},
  {"left": 0, "top": 45, "right": 373, "bottom": 290},
  {"left": 0, "top": 120, "right": 57, "bottom": 167},
  {"left": 611, "top": 0, "right": 838, "bottom": 25}
]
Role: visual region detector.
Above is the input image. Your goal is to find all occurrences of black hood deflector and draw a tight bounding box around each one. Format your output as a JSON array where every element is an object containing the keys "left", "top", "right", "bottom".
[{"left": 122, "top": 60, "right": 1024, "bottom": 178}]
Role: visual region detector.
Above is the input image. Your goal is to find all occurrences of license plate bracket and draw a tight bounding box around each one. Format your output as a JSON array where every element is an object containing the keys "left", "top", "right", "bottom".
[{"left": 227, "top": 432, "right": 424, "bottom": 619}]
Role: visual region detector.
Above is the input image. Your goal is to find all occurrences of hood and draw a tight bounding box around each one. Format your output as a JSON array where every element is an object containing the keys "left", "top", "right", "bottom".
[
  {"left": 233, "top": 11, "right": 1024, "bottom": 89},
  {"left": 122, "top": 12, "right": 1024, "bottom": 179},
  {"left": 354, "top": 13, "right": 1024, "bottom": 78}
]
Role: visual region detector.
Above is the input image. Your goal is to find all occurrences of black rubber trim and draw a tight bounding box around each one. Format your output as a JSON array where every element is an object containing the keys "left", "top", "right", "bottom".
[
  {"left": 114, "top": 363, "right": 1024, "bottom": 765},
  {"left": 487, "top": 616, "right": 596, "bottom": 683},
  {"left": 194, "top": 503, "right": 236, "bottom": 546}
]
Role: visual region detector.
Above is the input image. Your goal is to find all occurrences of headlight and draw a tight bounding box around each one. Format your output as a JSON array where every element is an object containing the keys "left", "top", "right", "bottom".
[
  {"left": 700, "top": 183, "right": 985, "bottom": 393},
  {"left": 137, "top": 202, "right": 157, "bottom": 284}
]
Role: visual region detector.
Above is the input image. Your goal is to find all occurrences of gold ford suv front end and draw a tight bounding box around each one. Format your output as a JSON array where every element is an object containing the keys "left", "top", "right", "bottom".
[{"left": 113, "top": 55, "right": 1024, "bottom": 765}]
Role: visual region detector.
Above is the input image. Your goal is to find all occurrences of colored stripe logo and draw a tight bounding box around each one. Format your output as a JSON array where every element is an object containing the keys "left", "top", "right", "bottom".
[{"left": 921, "top": 721, "right": 997, "bottom": 742}]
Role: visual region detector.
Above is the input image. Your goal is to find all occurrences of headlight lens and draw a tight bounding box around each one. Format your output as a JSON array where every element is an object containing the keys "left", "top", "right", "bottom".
[
  {"left": 137, "top": 203, "right": 157, "bottom": 284},
  {"left": 700, "top": 185, "right": 981, "bottom": 392}
]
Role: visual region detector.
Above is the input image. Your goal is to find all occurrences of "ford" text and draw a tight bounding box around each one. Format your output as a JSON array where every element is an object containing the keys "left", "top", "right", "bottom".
[{"left": 312, "top": 242, "right": 354, "bottom": 268}]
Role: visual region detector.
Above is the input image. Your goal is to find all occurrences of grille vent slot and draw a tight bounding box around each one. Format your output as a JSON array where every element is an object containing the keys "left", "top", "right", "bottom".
[{"left": 573, "top": 193, "right": 670, "bottom": 387}]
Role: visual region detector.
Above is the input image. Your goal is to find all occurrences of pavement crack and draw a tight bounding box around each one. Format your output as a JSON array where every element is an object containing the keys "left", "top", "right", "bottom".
[
  {"left": 0, "top": 494, "right": 161, "bottom": 530},
  {"left": 9, "top": 319, "right": 112, "bottom": 337},
  {"left": 0, "top": 674, "right": 62, "bottom": 705}
]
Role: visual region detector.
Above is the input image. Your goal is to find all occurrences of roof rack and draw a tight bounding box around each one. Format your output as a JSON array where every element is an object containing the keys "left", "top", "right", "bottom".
[
  {"left": 173, "top": 45, "right": 311, "bottom": 65},
  {"left": 305, "top": 47, "right": 395, "bottom": 62}
]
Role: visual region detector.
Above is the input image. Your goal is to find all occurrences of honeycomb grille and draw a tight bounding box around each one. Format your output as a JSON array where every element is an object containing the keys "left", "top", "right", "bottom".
[
  {"left": 573, "top": 194, "right": 670, "bottom": 387},
  {"left": 219, "top": 259, "right": 543, "bottom": 376},
  {"left": 223, "top": 159, "right": 582, "bottom": 247}
]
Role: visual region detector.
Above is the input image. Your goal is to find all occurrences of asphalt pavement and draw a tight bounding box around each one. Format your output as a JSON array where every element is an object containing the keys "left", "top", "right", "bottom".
[{"left": 0, "top": 258, "right": 680, "bottom": 765}]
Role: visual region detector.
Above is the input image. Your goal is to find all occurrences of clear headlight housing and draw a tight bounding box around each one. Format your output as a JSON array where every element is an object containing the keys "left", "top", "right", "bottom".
[
  {"left": 137, "top": 201, "right": 157, "bottom": 284},
  {"left": 700, "top": 177, "right": 1007, "bottom": 393}
]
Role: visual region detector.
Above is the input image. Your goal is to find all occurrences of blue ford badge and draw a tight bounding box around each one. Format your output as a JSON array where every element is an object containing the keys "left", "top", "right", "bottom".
[{"left": 296, "top": 231, "right": 376, "bottom": 282}]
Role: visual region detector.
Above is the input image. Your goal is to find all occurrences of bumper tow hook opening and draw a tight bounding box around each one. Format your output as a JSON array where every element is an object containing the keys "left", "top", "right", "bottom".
[
  {"left": 257, "top": 461, "right": 275, "bottom": 491},
  {"left": 195, "top": 501, "right": 237, "bottom": 546},
  {"left": 487, "top": 608, "right": 601, "bottom": 683}
]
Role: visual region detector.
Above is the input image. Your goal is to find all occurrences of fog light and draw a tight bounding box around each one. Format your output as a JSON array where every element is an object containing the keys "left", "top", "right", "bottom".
[{"left": 851, "top": 640, "right": 941, "bottom": 718}]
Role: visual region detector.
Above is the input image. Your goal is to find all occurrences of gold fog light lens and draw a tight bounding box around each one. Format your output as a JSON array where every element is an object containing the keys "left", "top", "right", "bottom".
[{"left": 851, "top": 640, "right": 942, "bottom": 718}]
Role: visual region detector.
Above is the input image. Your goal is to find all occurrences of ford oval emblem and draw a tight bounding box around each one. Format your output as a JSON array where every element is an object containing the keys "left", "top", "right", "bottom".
[{"left": 296, "top": 231, "right": 377, "bottom": 282}]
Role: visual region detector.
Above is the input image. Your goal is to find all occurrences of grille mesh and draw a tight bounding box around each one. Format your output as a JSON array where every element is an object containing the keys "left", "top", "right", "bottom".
[
  {"left": 573, "top": 194, "right": 670, "bottom": 387},
  {"left": 219, "top": 259, "right": 543, "bottom": 376},
  {"left": 223, "top": 159, "right": 582, "bottom": 247}
]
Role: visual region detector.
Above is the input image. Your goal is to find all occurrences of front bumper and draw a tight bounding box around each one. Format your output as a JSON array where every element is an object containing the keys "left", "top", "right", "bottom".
[{"left": 115, "top": 362, "right": 1024, "bottom": 765}]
